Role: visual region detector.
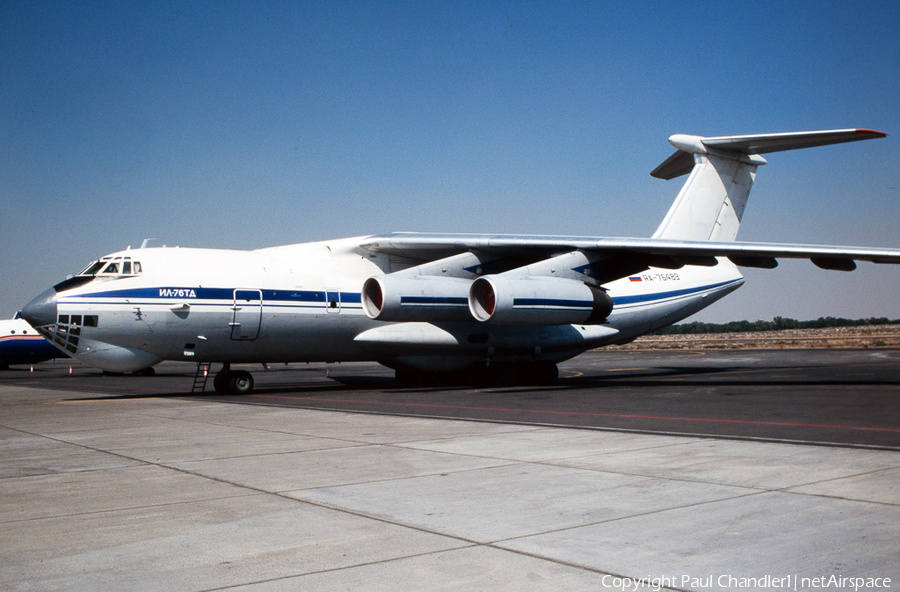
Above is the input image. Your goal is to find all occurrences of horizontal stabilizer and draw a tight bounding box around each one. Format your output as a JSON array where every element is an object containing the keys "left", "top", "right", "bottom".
[
  {"left": 698, "top": 128, "right": 886, "bottom": 155},
  {"left": 650, "top": 150, "right": 695, "bottom": 181},
  {"left": 651, "top": 129, "right": 886, "bottom": 180}
]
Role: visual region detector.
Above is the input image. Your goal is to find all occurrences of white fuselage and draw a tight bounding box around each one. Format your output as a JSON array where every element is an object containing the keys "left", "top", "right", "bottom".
[{"left": 39, "top": 237, "right": 743, "bottom": 373}]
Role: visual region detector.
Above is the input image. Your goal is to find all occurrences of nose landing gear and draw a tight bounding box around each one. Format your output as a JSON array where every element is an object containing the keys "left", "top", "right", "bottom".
[{"left": 213, "top": 364, "right": 255, "bottom": 395}]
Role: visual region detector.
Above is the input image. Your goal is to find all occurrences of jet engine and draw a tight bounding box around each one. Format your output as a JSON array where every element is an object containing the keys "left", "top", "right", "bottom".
[
  {"left": 362, "top": 275, "right": 474, "bottom": 322},
  {"left": 468, "top": 276, "right": 613, "bottom": 325}
]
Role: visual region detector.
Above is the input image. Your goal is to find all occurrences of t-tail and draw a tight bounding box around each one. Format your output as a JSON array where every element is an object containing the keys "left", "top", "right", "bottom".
[{"left": 650, "top": 129, "right": 886, "bottom": 242}]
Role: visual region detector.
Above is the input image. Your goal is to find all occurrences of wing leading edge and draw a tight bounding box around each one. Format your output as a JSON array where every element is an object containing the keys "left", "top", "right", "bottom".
[{"left": 360, "top": 232, "right": 900, "bottom": 277}]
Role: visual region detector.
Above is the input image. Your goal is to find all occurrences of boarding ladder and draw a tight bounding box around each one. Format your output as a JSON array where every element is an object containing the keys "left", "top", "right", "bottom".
[{"left": 192, "top": 363, "right": 211, "bottom": 393}]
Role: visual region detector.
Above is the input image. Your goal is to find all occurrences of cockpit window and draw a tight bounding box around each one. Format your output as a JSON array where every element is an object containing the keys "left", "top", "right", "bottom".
[
  {"left": 76, "top": 257, "right": 142, "bottom": 278},
  {"left": 80, "top": 261, "right": 106, "bottom": 275}
]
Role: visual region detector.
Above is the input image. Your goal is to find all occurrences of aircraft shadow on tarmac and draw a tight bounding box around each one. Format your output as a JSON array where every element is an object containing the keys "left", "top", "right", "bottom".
[{"left": 15, "top": 361, "right": 900, "bottom": 402}]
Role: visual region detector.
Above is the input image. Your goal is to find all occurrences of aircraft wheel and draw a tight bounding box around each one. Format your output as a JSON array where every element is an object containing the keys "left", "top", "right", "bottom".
[
  {"left": 486, "top": 362, "right": 518, "bottom": 386},
  {"left": 228, "top": 370, "right": 254, "bottom": 395},
  {"left": 528, "top": 361, "right": 558, "bottom": 386},
  {"left": 213, "top": 370, "right": 231, "bottom": 394}
]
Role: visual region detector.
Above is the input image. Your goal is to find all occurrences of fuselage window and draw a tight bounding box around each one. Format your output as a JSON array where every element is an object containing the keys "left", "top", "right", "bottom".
[{"left": 57, "top": 315, "right": 97, "bottom": 327}]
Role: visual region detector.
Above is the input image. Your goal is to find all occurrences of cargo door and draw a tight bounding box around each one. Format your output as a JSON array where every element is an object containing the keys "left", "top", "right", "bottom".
[{"left": 230, "top": 289, "right": 262, "bottom": 340}]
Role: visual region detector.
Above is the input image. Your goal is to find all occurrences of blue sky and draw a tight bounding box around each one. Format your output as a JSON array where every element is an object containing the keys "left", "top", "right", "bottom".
[{"left": 2, "top": 1, "right": 899, "bottom": 322}]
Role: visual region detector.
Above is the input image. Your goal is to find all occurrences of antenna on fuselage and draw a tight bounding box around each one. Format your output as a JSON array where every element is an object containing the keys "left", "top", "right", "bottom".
[{"left": 140, "top": 238, "right": 157, "bottom": 249}]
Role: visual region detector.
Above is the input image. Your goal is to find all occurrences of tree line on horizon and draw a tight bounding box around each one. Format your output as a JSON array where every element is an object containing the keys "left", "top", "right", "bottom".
[{"left": 653, "top": 316, "right": 900, "bottom": 335}]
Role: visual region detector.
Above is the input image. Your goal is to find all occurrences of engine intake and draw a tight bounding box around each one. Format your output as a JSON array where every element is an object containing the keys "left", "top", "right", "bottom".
[
  {"left": 469, "top": 276, "right": 613, "bottom": 325},
  {"left": 362, "top": 275, "right": 474, "bottom": 322}
]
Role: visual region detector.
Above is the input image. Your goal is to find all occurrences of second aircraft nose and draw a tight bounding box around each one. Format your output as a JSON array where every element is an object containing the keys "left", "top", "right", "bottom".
[{"left": 21, "top": 288, "right": 58, "bottom": 329}]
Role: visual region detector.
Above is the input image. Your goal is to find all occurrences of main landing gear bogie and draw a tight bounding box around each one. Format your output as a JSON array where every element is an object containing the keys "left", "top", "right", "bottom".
[{"left": 213, "top": 366, "right": 255, "bottom": 395}]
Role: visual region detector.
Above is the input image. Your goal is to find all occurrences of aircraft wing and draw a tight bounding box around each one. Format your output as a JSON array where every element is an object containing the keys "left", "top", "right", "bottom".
[{"left": 359, "top": 232, "right": 900, "bottom": 276}]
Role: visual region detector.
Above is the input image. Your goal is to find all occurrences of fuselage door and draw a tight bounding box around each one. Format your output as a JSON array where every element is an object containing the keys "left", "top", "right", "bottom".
[
  {"left": 326, "top": 289, "right": 341, "bottom": 313},
  {"left": 231, "top": 289, "right": 262, "bottom": 340}
]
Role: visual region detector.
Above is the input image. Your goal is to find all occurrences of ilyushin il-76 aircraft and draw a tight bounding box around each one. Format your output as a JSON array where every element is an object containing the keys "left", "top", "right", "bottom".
[{"left": 21, "top": 128, "right": 900, "bottom": 393}]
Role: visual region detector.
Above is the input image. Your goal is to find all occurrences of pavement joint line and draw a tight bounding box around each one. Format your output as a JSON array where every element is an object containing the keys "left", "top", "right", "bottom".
[
  {"left": 523, "top": 461, "right": 777, "bottom": 493},
  {"left": 197, "top": 546, "right": 485, "bottom": 592},
  {"left": 156, "top": 444, "right": 374, "bottom": 463},
  {"left": 474, "top": 545, "right": 696, "bottom": 592},
  {"left": 776, "top": 489, "right": 900, "bottom": 508},
  {"left": 772, "top": 465, "right": 900, "bottom": 507},
  {"left": 272, "top": 458, "right": 527, "bottom": 495},
  {"left": 523, "top": 456, "right": 900, "bottom": 503},
  {"left": 485, "top": 488, "right": 771, "bottom": 546},
  {"left": 197, "top": 543, "right": 694, "bottom": 592}
]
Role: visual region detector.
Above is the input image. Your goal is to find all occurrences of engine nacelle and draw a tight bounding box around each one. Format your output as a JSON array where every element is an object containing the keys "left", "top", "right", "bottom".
[
  {"left": 362, "top": 275, "right": 474, "bottom": 322},
  {"left": 468, "top": 276, "right": 613, "bottom": 325}
]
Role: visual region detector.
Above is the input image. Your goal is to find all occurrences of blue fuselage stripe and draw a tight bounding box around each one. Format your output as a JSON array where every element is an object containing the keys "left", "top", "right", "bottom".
[
  {"left": 611, "top": 279, "right": 740, "bottom": 306},
  {"left": 60, "top": 278, "right": 739, "bottom": 312},
  {"left": 63, "top": 288, "right": 361, "bottom": 305}
]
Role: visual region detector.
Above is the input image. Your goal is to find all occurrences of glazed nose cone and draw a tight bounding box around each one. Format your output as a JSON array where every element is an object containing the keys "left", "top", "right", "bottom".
[{"left": 21, "top": 288, "right": 58, "bottom": 329}]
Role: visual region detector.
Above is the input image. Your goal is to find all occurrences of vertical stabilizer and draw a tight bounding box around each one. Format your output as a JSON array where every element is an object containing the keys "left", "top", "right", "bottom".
[
  {"left": 652, "top": 152, "right": 758, "bottom": 241},
  {"left": 649, "top": 129, "right": 886, "bottom": 242}
]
